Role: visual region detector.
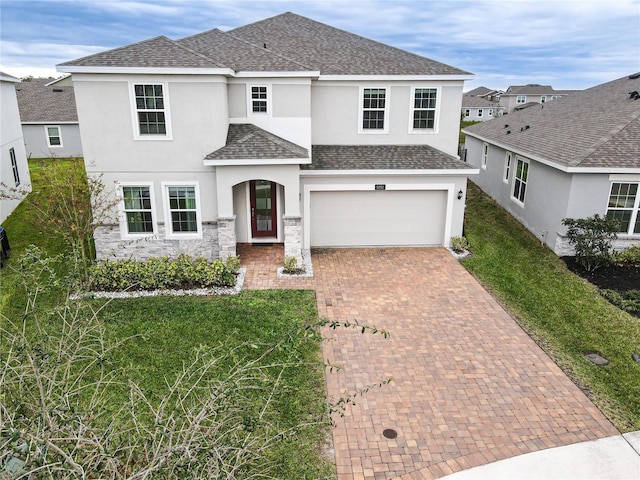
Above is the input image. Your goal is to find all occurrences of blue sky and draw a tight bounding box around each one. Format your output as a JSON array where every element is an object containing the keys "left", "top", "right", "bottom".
[{"left": 1, "top": 0, "right": 638, "bottom": 91}]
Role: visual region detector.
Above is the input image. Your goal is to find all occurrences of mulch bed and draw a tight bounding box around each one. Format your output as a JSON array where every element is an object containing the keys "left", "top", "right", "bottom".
[{"left": 562, "top": 256, "right": 640, "bottom": 318}]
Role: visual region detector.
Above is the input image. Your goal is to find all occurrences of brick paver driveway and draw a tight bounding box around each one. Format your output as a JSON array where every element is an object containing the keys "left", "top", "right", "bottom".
[{"left": 238, "top": 245, "right": 618, "bottom": 480}]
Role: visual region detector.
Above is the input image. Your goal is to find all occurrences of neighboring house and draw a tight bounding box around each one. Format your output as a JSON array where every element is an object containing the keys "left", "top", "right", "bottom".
[
  {"left": 0, "top": 72, "right": 31, "bottom": 223},
  {"left": 463, "top": 73, "right": 640, "bottom": 256},
  {"left": 499, "top": 84, "right": 577, "bottom": 113},
  {"left": 57, "top": 12, "right": 476, "bottom": 264},
  {"left": 15, "top": 76, "right": 83, "bottom": 158},
  {"left": 465, "top": 86, "right": 502, "bottom": 102},
  {"left": 461, "top": 95, "right": 504, "bottom": 121}
]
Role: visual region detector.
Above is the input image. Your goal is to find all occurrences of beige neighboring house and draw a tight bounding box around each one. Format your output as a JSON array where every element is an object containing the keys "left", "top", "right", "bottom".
[
  {"left": 499, "top": 84, "right": 578, "bottom": 113},
  {"left": 16, "top": 76, "right": 83, "bottom": 158},
  {"left": 462, "top": 95, "right": 504, "bottom": 121},
  {"left": 465, "top": 86, "right": 503, "bottom": 102},
  {"left": 0, "top": 72, "right": 31, "bottom": 223},
  {"left": 57, "top": 12, "right": 477, "bottom": 264},
  {"left": 464, "top": 73, "right": 640, "bottom": 255}
]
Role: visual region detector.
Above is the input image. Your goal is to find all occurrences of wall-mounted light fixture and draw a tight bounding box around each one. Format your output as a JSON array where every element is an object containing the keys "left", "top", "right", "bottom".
[{"left": 457, "top": 189, "right": 464, "bottom": 200}]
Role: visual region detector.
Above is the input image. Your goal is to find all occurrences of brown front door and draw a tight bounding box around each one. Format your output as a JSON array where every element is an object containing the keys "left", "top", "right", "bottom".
[{"left": 250, "top": 180, "right": 277, "bottom": 238}]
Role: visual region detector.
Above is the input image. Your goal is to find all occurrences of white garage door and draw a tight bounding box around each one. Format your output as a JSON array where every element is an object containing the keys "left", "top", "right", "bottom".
[{"left": 310, "top": 190, "right": 447, "bottom": 247}]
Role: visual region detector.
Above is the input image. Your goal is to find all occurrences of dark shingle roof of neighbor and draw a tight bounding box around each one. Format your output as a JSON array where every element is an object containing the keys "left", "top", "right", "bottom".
[
  {"left": 462, "top": 96, "right": 500, "bottom": 108},
  {"left": 15, "top": 78, "right": 78, "bottom": 122},
  {"left": 464, "top": 74, "right": 640, "bottom": 169},
  {"left": 60, "top": 12, "right": 471, "bottom": 77},
  {"left": 304, "top": 145, "right": 473, "bottom": 170},
  {"left": 205, "top": 124, "right": 308, "bottom": 160},
  {"left": 503, "top": 84, "right": 578, "bottom": 96}
]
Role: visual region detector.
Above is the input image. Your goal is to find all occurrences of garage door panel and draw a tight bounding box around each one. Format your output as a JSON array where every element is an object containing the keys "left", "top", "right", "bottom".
[{"left": 310, "top": 190, "right": 446, "bottom": 247}]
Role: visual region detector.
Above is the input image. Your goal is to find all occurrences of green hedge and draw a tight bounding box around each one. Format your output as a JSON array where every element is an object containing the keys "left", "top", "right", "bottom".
[{"left": 89, "top": 255, "right": 238, "bottom": 291}]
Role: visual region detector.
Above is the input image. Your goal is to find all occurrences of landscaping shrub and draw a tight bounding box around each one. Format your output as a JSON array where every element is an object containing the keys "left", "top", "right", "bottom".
[
  {"left": 600, "top": 289, "right": 640, "bottom": 314},
  {"left": 562, "top": 214, "right": 619, "bottom": 272},
  {"left": 283, "top": 255, "right": 302, "bottom": 274},
  {"left": 89, "top": 255, "right": 236, "bottom": 291},
  {"left": 614, "top": 244, "right": 640, "bottom": 266},
  {"left": 450, "top": 236, "right": 470, "bottom": 253},
  {"left": 225, "top": 255, "right": 241, "bottom": 273}
]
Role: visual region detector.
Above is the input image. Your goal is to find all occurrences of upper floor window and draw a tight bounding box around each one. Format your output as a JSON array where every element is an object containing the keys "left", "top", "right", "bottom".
[
  {"left": 512, "top": 157, "right": 529, "bottom": 204},
  {"left": 9, "top": 147, "right": 20, "bottom": 187},
  {"left": 540, "top": 96, "right": 547, "bottom": 103},
  {"left": 478, "top": 109, "right": 483, "bottom": 117},
  {"left": 489, "top": 109, "right": 494, "bottom": 117},
  {"left": 482, "top": 143, "right": 489, "bottom": 169},
  {"left": 134, "top": 84, "right": 169, "bottom": 137},
  {"left": 606, "top": 183, "right": 640, "bottom": 234},
  {"left": 412, "top": 88, "right": 436, "bottom": 130},
  {"left": 46, "top": 125, "right": 62, "bottom": 147},
  {"left": 163, "top": 183, "right": 201, "bottom": 237},
  {"left": 251, "top": 86, "right": 268, "bottom": 113},
  {"left": 361, "top": 88, "right": 387, "bottom": 132},
  {"left": 516, "top": 95, "right": 526, "bottom": 104},
  {"left": 551, "top": 95, "right": 560, "bottom": 100},
  {"left": 122, "top": 184, "right": 155, "bottom": 235},
  {"left": 464, "top": 109, "right": 470, "bottom": 117},
  {"left": 504, "top": 151, "right": 512, "bottom": 183}
]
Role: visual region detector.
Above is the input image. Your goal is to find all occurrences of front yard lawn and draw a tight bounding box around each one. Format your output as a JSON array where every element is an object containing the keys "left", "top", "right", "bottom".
[
  {"left": 462, "top": 181, "right": 640, "bottom": 432},
  {"left": 0, "top": 158, "right": 334, "bottom": 479}
]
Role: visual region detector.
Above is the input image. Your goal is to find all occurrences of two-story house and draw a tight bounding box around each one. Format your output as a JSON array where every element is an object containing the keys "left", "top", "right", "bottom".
[
  {"left": 499, "top": 84, "right": 577, "bottom": 113},
  {"left": 463, "top": 73, "right": 640, "bottom": 255},
  {"left": 1, "top": 71, "right": 31, "bottom": 223},
  {"left": 16, "top": 76, "right": 83, "bottom": 158},
  {"left": 462, "top": 95, "right": 503, "bottom": 122},
  {"left": 57, "top": 12, "right": 476, "bottom": 264}
]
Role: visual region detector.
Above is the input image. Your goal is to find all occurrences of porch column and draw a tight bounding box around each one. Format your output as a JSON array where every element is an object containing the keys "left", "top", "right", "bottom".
[
  {"left": 217, "top": 215, "right": 236, "bottom": 260},
  {"left": 283, "top": 215, "right": 303, "bottom": 266}
]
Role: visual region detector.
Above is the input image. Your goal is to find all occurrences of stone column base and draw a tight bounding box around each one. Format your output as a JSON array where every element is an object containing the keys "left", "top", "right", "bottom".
[
  {"left": 217, "top": 216, "right": 237, "bottom": 260},
  {"left": 283, "top": 215, "right": 302, "bottom": 266}
]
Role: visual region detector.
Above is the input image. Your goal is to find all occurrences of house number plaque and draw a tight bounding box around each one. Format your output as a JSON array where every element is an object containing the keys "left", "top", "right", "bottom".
[{"left": 375, "top": 184, "right": 386, "bottom": 190}]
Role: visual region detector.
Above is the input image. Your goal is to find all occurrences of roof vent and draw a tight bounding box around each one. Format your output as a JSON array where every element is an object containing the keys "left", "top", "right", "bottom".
[
  {"left": 504, "top": 124, "right": 509, "bottom": 128},
  {"left": 263, "top": 43, "right": 267, "bottom": 49},
  {"left": 52, "top": 88, "right": 63, "bottom": 92},
  {"left": 506, "top": 130, "right": 511, "bottom": 134},
  {"left": 630, "top": 91, "right": 639, "bottom": 100}
]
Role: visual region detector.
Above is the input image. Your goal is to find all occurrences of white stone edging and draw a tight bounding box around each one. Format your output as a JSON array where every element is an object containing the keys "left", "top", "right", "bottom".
[{"left": 277, "top": 249, "right": 314, "bottom": 278}]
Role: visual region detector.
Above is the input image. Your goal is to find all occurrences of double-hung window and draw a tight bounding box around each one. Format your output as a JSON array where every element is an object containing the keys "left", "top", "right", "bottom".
[
  {"left": 250, "top": 86, "right": 268, "bottom": 113},
  {"left": 606, "top": 183, "right": 640, "bottom": 234},
  {"left": 122, "top": 185, "right": 155, "bottom": 235},
  {"left": 412, "top": 88, "right": 437, "bottom": 130},
  {"left": 164, "top": 184, "right": 200, "bottom": 236},
  {"left": 9, "top": 147, "right": 20, "bottom": 187},
  {"left": 516, "top": 95, "right": 526, "bottom": 104},
  {"left": 45, "top": 125, "right": 62, "bottom": 147},
  {"left": 134, "top": 84, "right": 168, "bottom": 137},
  {"left": 512, "top": 156, "right": 529, "bottom": 204},
  {"left": 361, "top": 88, "right": 387, "bottom": 131}
]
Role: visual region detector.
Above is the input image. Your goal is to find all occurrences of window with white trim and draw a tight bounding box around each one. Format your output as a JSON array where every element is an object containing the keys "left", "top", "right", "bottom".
[
  {"left": 504, "top": 151, "right": 512, "bottom": 183},
  {"left": 250, "top": 86, "right": 268, "bottom": 113},
  {"left": 482, "top": 143, "right": 488, "bottom": 169},
  {"left": 540, "top": 96, "right": 547, "bottom": 103},
  {"left": 9, "top": 147, "right": 20, "bottom": 187},
  {"left": 122, "top": 185, "right": 155, "bottom": 234},
  {"left": 362, "top": 88, "right": 386, "bottom": 131},
  {"left": 166, "top": 185, "right": 199, "bottom": 235},
  {"left": 551, "top": 95, "right": 560, "bottom": 100},
  {"left": 516, "top": 95, "right": 526, "bottom": 104},
  {"left": 512, "top": 157, "right": 529, "bottom": 204},
  {"left": 134, "top": 84, "right": 167, "bottom": 135},
  {"left": 489, "top": 109, "right": 494, "bottom": 117},
  {"left": 412, "top": 88, "right": 436, "bottom": 129},
  {"left": 464, "top": 109, "right": 470, "bottom": 117},
  {"left": 606, "top": 183, "right": 640, "bottom": 234},
  {"left": 478, "top": 109, "right": 483, "bottom": 117},
  {"left": 46, "top": 125, "right": 62, "bottom": 147}
]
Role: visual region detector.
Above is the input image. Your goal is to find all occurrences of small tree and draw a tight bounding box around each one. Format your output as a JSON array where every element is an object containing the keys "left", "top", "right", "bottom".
[{"left": 562, "top": 214, "right": 619, "bottom": 272}]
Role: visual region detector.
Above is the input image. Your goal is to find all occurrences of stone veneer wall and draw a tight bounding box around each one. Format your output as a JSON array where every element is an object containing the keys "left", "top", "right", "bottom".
[
  {"left": 555, "top": 234, "right": 640, "bottom": 257},
  {"left": 94, "top": 222, "right": 219, "bottom": 260},
  {"left": 217, "top": 216, "right": 237, "bottom": 260},
  {"left": 283, "top": 215, "right": 302, "bottom": 265}
]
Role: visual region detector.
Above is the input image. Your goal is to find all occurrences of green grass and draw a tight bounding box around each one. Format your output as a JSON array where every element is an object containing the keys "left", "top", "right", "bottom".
[
  {"left": 0, "top": 158, "right": 334, "bottom": 478},
  {"left": 462, "top": 182, "right": 640, "bottom": 432}
]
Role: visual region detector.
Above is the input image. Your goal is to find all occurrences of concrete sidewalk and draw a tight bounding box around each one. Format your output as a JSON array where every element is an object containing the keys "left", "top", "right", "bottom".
[{"left": 440, "top": 431, "right": 640, "bottom": 480}]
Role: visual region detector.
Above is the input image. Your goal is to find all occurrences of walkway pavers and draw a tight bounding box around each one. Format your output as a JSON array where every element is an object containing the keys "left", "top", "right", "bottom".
[{"left": 237, "top": 244, "right": 619, "bottom": 479}]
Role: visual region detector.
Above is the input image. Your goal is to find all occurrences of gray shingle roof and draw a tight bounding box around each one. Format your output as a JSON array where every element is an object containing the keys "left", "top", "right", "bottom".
[
  {"left": 303, "top": 145, "right": 473, "bottom": 170},
  {"left": 205, "top": 124, "right": 308, "bottom": 160},
  {"left": 464, "top": 74, "right": 640, "bottom": 169},
  {"left": 462, "top": 96, "right": 500, "bottom": 108},
  {"left": 229, "top": 13, "right": 470, "bottom": 76},
  {"left": 60, "top": 12, "right": 471, "bottom": 77},
  {"left": 15, "top": 78, "right": 78, "bottom": 122},
  {"left": 503, "top": 84, "right": 578, "bottom": 96},
  {"left": 178, "top": 29, "right": 313, "bottom": 72},
  {"left": 58, "top": 36, "right": 225, "bottom": 69}
]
